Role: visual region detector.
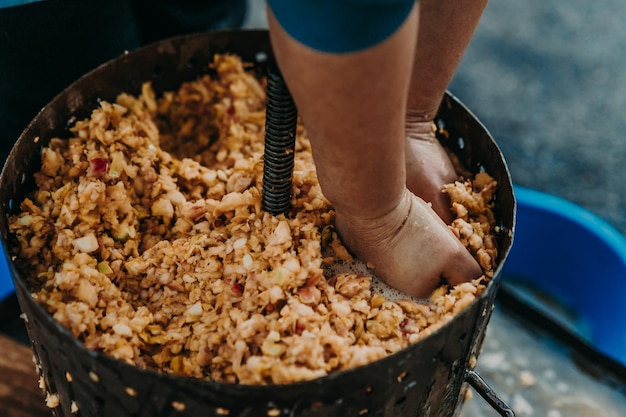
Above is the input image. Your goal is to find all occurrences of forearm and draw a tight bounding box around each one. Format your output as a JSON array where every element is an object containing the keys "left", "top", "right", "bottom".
[
  {"left": 267, "top": 5, "right": 419, "bottom": 219},
  {"left": 407, "top": 0, "right": 488, "bottom": 120}
]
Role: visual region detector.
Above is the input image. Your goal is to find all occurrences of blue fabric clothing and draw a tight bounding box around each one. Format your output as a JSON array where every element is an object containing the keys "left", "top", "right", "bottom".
[
  {"left": 268, "top": 0, "right": 416, "bottom": 54},
  {"left": 0, "top": 0, "right": 41, "bottom": 8}
]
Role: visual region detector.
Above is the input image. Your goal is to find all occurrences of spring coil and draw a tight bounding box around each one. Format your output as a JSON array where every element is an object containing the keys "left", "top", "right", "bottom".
[{"left": 262, "top": 69, "right": 298, "bottom": 216}]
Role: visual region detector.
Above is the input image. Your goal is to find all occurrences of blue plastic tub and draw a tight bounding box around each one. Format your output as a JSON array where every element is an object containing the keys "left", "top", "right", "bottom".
[
  {"left": 503, "top": 186, "right": 626, "bottom": 367},
  {"left": 0, "top": 243, "right": 12, "bottom": 302}
]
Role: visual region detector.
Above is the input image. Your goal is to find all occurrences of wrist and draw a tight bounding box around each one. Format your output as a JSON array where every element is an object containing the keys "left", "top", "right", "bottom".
[
  {"left": 406, "top": 107, "right": 437, "bottom": 124},
  {"left": 405, "top": 113, "right": 438, "bottom": 143},
  {"left": 323, "top": 179, "right": 406, "bottom": 223},
  {"left": 334, "top": 187, "right": 411, "bottom": 237},
  {"left": 316, "top": 158, "right": 406, "bottom": 222},
  {"left": 405, "top": 94, "right": 442, "bottom": 124}
]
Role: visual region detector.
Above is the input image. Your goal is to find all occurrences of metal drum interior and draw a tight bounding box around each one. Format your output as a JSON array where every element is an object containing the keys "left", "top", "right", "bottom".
[{"left": 0, "top": 30, "right": 515, "bottom": 417}]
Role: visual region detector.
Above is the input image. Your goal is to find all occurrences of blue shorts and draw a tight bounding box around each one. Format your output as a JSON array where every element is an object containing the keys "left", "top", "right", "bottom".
[{"left": 268, "top": 0, "right": 416, "bottom": 54}]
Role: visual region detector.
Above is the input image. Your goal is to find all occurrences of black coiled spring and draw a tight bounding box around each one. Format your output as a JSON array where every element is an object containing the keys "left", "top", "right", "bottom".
[{"left": 262, "top": 69, "right": 298, "bottom": 216}]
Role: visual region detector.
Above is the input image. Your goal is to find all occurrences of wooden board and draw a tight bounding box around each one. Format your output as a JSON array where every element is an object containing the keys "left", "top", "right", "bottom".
[{"left": 0, "top": 334, "right": 50, "bottom": 417}]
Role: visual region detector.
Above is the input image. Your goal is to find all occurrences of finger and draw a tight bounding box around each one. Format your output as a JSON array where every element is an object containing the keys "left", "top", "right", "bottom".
[
  {"left": 441, "top": 245, "right": 484, "bottom": 286},
  {"left": 408, "top": 271, "right": 447, "bottom": 300}
]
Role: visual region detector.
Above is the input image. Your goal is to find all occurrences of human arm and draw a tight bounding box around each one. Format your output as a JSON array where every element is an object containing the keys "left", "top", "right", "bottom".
[
  {"left": 266, "top": 1, "right": 483, "bottom": 298},
  {"left": 405, "top": 0, "right": 489, "bottom": 223}
]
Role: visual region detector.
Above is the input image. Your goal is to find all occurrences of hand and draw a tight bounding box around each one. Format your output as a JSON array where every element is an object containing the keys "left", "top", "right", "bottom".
[
  {"left": 335, "top": 188, "right": 484, "bottom": 298},
  {"left": 405, "top": 116, "right": 457, "bottom": 224}
]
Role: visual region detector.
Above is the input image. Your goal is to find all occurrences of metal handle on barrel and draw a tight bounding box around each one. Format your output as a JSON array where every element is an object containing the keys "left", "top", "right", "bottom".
[{"left": 466, "top": 370, "right": 516, "bottom": 417}]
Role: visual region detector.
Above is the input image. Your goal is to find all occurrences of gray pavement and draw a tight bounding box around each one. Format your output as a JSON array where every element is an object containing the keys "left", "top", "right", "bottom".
[{"left": 451, "top": 0, "right": 626, "bottom": 234}]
